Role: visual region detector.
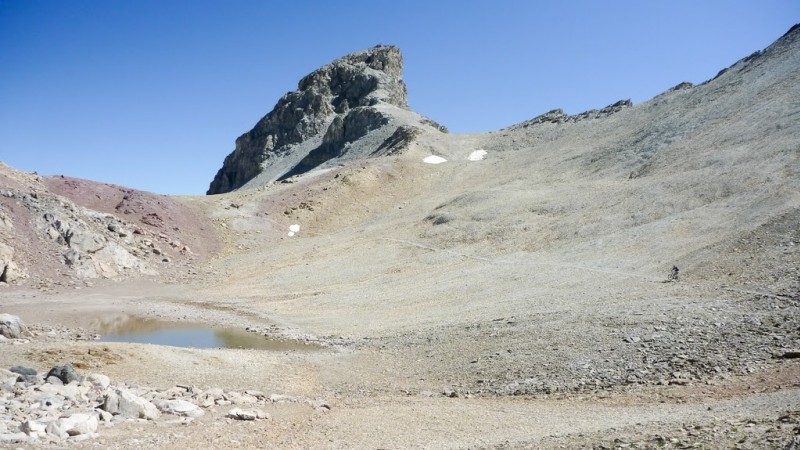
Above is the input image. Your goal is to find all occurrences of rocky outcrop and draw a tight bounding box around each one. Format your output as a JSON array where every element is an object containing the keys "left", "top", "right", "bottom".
[
  {"left": 511, "top": 99, "right": 633, "bottom": 130},
  {"left": 208, "top": 45, "right": 445, "bottom": 194},
  {"left": 28, "top": 193, "right": 153, "bottom": 279},
  {"left": 0, "top": 161, "right": 218, "bottom": 284},
  {"left": 281, "top": 106, "right": 391, "bottom": 179}
]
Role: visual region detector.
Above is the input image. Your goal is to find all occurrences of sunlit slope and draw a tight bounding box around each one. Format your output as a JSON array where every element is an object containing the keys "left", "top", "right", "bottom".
[{"left": 194, "top": 27, "right": 798, "bottom": 343}]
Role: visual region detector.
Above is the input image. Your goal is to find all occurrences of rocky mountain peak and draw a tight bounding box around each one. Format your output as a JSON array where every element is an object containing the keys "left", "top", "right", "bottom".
[
  {"left": 207, "top": 45, "right": 426, "bottom": 195},
  {"left": 297, "top": 45, "right": 408, "bottom": 109}
]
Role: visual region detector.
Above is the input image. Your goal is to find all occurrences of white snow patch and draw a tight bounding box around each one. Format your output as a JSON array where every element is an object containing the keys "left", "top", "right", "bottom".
[
  {"left": 467, "top": 149, "right": 487, "bottom": 161},
  {"left": 289, "top": 224, "right": 300, "bottom": 233},
  {"left": 423, "top": 155, "right": 447, "bottom": 164}
]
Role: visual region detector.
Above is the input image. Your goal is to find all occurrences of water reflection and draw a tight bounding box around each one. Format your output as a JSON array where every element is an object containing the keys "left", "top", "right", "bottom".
[{"left": 93, "top": 315, "right": 319, "bottom": 351}]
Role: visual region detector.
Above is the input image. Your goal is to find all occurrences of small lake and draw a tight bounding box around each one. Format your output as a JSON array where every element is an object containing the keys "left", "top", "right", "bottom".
[{"left": 94, "top": 316, "right": 320, "bottom": 351}]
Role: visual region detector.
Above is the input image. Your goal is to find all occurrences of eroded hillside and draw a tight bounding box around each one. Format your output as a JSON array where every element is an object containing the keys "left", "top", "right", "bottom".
[{"left": 0, "top": 164, "right": 219, "bottom": 286}]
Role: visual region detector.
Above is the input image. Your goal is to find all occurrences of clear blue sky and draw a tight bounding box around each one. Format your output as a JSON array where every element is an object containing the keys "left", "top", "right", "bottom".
[{"left": 1, "top": 1, "right": 797, "bottom": 195}]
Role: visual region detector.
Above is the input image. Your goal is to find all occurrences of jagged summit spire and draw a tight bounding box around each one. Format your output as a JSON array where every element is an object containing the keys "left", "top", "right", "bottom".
[{"left": 207, "top": 45, "right": 413, "bottom": 195}]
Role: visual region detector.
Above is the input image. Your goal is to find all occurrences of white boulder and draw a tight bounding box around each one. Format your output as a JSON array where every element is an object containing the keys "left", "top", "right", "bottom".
[
  {"left": 0, "top": 313, "right": 27, "bottom": 339},
  {"left": 102, "top": 388, "right": 160, "bottom": 420},
  {"left": 84, "top": 373, "right": 111, "bottom": 390}
]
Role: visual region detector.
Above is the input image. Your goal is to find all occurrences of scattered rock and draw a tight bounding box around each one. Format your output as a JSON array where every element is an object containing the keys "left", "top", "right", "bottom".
[{"left": 0, "top": 364, "right": 296, "bottom": 442}]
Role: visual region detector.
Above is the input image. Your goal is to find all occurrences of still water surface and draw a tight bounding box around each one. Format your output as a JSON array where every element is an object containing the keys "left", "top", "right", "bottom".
[{"left": 95, "top": 316, "right": 319, "bottom": 351}]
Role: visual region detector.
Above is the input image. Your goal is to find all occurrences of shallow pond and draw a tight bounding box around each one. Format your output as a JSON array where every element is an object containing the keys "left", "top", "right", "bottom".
[{"left": 94, "top": 316, "right": 320, "bottom": 351}]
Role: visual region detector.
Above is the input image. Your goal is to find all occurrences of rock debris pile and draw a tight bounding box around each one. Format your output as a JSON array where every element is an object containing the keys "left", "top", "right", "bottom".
[{"left": 0, "top": 363, "right": 330, "bottom": 445}]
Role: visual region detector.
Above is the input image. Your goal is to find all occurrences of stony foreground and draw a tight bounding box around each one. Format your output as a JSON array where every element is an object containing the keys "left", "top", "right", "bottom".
[{"left": 0, "top": 362, "right": 329, "bottom": 446}]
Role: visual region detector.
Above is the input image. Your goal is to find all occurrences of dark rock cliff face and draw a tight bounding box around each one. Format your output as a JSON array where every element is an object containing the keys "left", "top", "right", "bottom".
[
  {"left": 207, "top": 45, "right": 410, "bottom": 195},
  {"left": 279, "top": 106, "right": 391, "bottom": 180}
]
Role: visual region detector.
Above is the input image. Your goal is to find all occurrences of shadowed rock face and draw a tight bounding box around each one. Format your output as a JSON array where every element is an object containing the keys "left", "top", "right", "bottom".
[{"left": 207, "top": 45, "right": 410, "bottom": 195}]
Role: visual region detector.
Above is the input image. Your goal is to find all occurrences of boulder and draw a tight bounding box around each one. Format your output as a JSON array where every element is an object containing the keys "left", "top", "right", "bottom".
[
  {"left": 9, "top": 365, "right": 37, "bottom": 383},
  {"left": 101, "top": 388, "right": 160, "bottom": 420},
  {"left": 0, "top": 314, "right": 27, "bottom": 338},
  {"left": 46, "top": 364, "right": 81, "bottom": 384},
  {"left": 84, "top": 373, "right": 110, "bottom": 390},
  {"left": 60, "top": 413, "right": 98, "bottom": 436},
  {"left": 46, "top": 413, "right": 98, "bottom": 438},
  {"left": 37, "top": 382, "right": 88, "bottom": 403}
]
